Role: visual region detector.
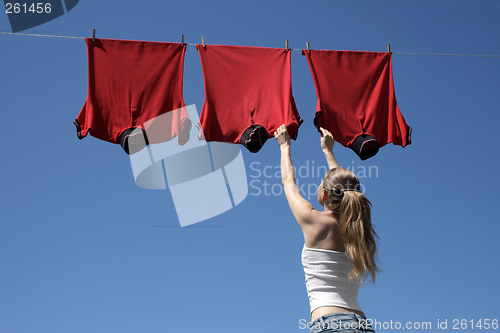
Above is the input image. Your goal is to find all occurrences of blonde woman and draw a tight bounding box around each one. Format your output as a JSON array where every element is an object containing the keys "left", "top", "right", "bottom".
[{"left": 275, "top": 124, "right": 378, "bottom": 333}]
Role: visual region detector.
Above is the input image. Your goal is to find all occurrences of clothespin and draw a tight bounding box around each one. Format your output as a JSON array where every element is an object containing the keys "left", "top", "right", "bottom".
[
  {"left": 306, "top": 41, "right": 310, "bottom": 54},
  {"left": 92, "top": 29, "right": 95, "bottom": 42},
  {"left": 387, "top": 44, "right": 391, "bottom": 54},
  {"left": 286, "top": 40, "right": 289, "bottom": 52},
  {"left": 201, "top": 36, "right": 205, "bottom": 48},
  {"left": 181, "top": 35, "right": 184, "bottom": 47}
]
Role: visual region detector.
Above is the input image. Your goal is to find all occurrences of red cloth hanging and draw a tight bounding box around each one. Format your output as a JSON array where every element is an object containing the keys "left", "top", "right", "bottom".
[
  {"left": 74, "top": 38, "right": 191, "bottom": 154},
  {"left": 303, "top": 49, "right": 412, "bottom": 160},
  {"left": 197, "top": 44, "right": 303, "bottom": 153}
]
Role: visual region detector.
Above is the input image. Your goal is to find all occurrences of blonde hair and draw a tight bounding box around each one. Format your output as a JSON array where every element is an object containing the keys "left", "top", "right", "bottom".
[{"left": 322, "top": 167, "right": 380, "bottom": 283}]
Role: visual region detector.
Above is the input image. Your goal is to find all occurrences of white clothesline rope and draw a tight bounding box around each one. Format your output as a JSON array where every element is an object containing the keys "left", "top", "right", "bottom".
[
  {"left": 0, "top": 31, "right": 85, "bottom": 39},
  {"left": 391, "top": 52, "right": 500, "bottom": 58},
  {"left": 2, "top": 31, "right": 500, "bottom": 58}
]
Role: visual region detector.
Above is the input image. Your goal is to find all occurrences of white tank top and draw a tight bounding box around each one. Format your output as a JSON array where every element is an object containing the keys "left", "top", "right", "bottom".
[{"left": 301, "top": 245, "right": 363, "bottom": 316}]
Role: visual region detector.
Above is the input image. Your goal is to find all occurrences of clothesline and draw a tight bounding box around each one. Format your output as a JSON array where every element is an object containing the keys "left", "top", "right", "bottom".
[
  {"left": 73, "top": 39, "right": 411, "bottom": 157},
  {"left": 1, "top": 31, "right": 500, "bottom": 58}
]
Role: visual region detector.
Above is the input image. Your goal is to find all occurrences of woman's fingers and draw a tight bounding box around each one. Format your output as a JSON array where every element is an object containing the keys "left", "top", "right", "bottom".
[
  {"left": 320, "top": 127, "right": 332, "bottom": 138},
  {"left": 275, "top": 124, "right": 290, "bottom": 146},
  {"left": 320, "top": 126, "right": 335, "bottom": 151},
  {"left": 275, "top": 124, "right": 287, "bottom": 136}
]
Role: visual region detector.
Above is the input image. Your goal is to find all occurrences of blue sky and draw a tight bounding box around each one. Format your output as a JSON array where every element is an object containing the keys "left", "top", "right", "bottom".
[{"left": 1, "top": 1, "right": 500, "bottom": 332}]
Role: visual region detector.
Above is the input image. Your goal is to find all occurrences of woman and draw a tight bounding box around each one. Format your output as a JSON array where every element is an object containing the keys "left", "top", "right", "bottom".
[{"left": 275, "top": 124, "right": 378, "bottom": 333}]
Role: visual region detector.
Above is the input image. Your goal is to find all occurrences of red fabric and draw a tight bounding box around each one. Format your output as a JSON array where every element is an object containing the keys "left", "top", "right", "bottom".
[
  {"left": 303, "top": 49, "right": 412, "bottom": 151},
  {"left": 74, "top": 38, "right": 189, "bottom": 147},
  {"left": 197, "top": 44, "right": 302, "bottom": 150}
]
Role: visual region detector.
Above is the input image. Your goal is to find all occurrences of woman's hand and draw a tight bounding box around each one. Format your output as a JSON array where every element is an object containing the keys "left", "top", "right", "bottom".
[
  {"left": 320, "top": 127, "right": 335, "bottom": 151},
  {"left": 320, "top": 127, "right": 339, "bottom": 169},
  {"left": 275, "top": 124, "right": 291, "bottom": 148}
]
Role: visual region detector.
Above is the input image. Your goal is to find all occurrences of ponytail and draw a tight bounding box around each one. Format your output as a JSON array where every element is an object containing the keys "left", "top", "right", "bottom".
[
  {"left": 339, "top": 191, "right": 379, "bottom": 283},
  {"left": 322, "top": 167, "right": 380, "bottom": 283}
]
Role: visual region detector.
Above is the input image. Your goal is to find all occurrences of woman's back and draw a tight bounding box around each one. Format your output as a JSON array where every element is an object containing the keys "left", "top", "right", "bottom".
[{"left": 303, "top": 211, "right": 345, "bottom": 252}]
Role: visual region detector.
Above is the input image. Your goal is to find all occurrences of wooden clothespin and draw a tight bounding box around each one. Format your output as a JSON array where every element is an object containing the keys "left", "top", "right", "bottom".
[
  {"left": 387, "top": 44, "right": 391, "bottom": 54},
  {"left": 92, "top": 29, "right": 95, "bottom": 42},
  {"left": 201, "top": 36, "right": 205, "bottom": 48},
  {"left": 286, "top": 40, "right": 289, "bottom": 52},
  {"left": 306, "top": 41, "right": 310, "bottom": 54},
  {"left": 181, "top": 35, "right": 184, "bottom": 47}
]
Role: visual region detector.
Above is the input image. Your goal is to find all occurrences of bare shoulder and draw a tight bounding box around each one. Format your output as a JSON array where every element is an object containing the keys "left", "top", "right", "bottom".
[
  {"left": 301, "top": 211, "right": 342, "bottom": 249},
  {"left": 282, "top": 182, "right": 342, "bottom": 249}
]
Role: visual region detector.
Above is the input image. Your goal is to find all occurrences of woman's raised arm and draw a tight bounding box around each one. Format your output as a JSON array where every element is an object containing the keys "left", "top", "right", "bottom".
[
  {"left": 275, "top": 125, "right": 317, "bottom": 228},
  {"left": 320, "top": 127, "right": 339, "bottom": 170}
]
